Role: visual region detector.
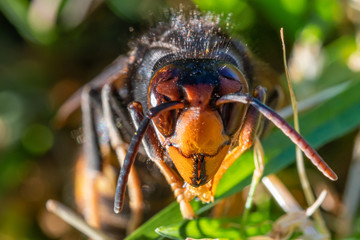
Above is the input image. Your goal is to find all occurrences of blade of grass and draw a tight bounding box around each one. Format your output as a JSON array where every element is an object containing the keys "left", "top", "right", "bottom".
[
  {"left": 0, "top": 0, "right": 62, "bottom": 44},
  {"left": 0, "top": 0, "right": 33, "bottom": 41},
  {"left": 156, "top": 217, "right": 243, "bottom": 240},
  {"left": 337, "top": 131, "right": 360, "bottom": 236},
  {"left": 241, "top": 137, "right": 264, "bottom": 227},
  {"left": 280, "top": 28, "right": 329, "bottom": 236}
]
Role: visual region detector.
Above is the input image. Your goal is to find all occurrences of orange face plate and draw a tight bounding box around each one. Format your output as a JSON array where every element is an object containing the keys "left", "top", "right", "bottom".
[
  {"left": 166, "top": 84, "right": 231, "bottom": 186},
  {"left": 167, "top": 144, "right": 229, "bottom": 186},
  {"left": 148, "top": 60, "right": 249, "bottom": 187}
]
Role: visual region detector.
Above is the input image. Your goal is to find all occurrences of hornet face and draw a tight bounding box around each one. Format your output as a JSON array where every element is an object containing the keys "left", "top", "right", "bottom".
[{"left": 148, "top": 59, "right": 249, "bottom": 186}]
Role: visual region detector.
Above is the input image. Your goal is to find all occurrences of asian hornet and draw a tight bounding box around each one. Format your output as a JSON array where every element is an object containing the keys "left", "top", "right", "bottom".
[{"left": 58, "top": 10, "right": 337, "bottom": 235}]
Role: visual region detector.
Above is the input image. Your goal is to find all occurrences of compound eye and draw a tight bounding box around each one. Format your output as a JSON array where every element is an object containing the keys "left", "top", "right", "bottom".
[
  {"left": 218, "top": 64, "right": 240, "bottom": 80},
  {"left": 218, "top": 64, "right": 249, "bottom": 136},
  {"left": 148, "top": 65, "right": 180, "bottom": 137},
  {"left": 218, "top": 64, "right": 248, "bottom": 95},
  {"left": 221, "top": 102, "right": 247, "bottom": 136}
]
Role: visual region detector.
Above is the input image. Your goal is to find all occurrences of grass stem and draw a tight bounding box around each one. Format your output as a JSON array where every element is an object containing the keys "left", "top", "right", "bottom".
[{"left": 280, "top": 28, "right": 330, "bottom": 238}]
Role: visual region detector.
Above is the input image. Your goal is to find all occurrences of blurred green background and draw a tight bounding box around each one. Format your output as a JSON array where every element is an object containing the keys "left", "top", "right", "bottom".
[{"left": 1, "top": 0, "right": 360, "bottom": 239}]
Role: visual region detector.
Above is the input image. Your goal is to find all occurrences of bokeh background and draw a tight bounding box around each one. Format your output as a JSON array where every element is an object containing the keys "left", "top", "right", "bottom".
[{"left": 1, "top": 0, "right": 360, "bottom": 239}]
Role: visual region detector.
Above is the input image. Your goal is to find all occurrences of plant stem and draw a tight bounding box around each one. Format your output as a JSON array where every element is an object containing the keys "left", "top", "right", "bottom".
[
  {"left": 46, "top": 199, "right": 113, "bottom": 240},
  {"left": 242, "top": 137, "right": 264, "bottom": 226},
  {"left": 280, "top": 28, "right": 330, "bottom": 238}
]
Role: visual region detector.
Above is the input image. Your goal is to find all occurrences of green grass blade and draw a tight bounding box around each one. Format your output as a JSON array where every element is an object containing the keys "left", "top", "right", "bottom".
[
  {"left": 0, "top": 0, "right": 33, "bottom": 41},
  {"left": 156, "top": 217, "right": 243, "bottom": 240}
]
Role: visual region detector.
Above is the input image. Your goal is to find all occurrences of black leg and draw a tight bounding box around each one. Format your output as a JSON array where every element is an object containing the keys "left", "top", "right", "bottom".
[
  {"left": 56, "top": 55, "right": 133, "bottom": 126},
  {"left": 101, "top": 83, "right": 143, "bottom": 233},
  {"left": 82, "top": 86, "right": 104, "bottom": 172},
  {"left": 80, "top": 86, "right": 104, "bottom": 227}
]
